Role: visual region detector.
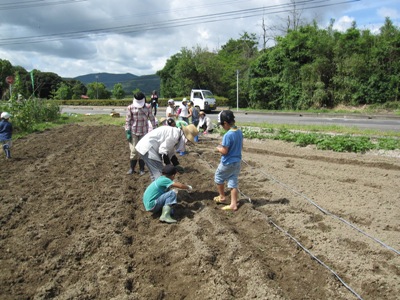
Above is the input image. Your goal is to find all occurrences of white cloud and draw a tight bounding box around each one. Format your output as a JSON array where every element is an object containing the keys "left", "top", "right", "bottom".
[
  {"left": 0, "top": 0, "right": 398, "bottom": 78},
  {"left": 332, "top": 15, "right": 355, "bottom": 32}
]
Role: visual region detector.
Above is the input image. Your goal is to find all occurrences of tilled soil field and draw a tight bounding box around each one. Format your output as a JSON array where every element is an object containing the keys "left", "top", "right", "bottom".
[{"left": 0, "top": 124, "right": 399, "bottom": 299}]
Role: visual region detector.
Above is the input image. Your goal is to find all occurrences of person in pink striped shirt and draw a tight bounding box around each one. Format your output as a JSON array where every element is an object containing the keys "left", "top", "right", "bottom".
[{"left": 125, "top": 92, "right": 156, "bottom": 175}]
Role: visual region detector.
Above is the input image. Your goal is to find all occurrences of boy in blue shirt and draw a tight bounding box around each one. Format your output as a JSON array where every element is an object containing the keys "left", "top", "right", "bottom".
[
  {"left": 0, "top": 112, "right": 13, "bottom": 159},
  {"left": 143, "top": 165, "right": 192, "bottom": 223},
  {"left": 214, "top": 110, "right": 243, "bottom": 211}
]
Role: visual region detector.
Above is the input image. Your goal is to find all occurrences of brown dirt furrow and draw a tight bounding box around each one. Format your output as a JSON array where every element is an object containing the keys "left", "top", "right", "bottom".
[{"left": 0, "top": 125, "right": 398, "bottom": 300}]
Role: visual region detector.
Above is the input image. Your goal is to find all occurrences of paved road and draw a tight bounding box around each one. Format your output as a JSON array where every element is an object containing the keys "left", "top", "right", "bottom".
[{"left": 61, "top": 106, "right": 400, "bottom": 132}]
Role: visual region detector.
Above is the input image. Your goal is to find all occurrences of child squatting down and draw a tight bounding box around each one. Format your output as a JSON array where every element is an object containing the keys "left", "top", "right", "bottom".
[{"left": 141, "top": 109, "right": 243, "bottom": 223}]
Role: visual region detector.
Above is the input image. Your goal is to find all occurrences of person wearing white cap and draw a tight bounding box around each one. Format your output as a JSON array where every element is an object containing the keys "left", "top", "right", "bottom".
[
  {"left": 166, "top": 99, "right": 178, "bottom": 119},
  {"left": 135, "top": 124, "right": 199, "bottom": 181},
  {"left": 125, "top": 92, "right": 156, "bottom": 175},
  {"left": 0, "top": 112, "right": 13, "bottom": 159},
  {"left": 178, "top": 98, "right": 189, "bottom": 123}
]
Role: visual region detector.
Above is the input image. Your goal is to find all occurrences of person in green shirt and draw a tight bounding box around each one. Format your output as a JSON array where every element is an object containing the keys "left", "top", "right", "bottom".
[{"left": 142, "top": 165, "right": 192, "bottom": 223}]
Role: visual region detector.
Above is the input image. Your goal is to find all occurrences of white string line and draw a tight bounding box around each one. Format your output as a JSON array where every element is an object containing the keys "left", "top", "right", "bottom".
[
  {"left": 268, "top": 218, "right": 364, "bottom": 300},
  {"left": 192, "top": 139, "right": 364, "bottom": 299},
  {"left": 241, "top": 159, "right": 400, "bottom": 256}
]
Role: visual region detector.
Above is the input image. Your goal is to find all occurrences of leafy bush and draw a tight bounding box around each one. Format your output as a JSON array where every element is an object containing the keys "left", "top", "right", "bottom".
[
  {"left": 377, "top": 138, "right": 400, "bottom": 150},
  {"left": 55, "top": 96, "right": 231, "bottom": 108},
  {"left": 237, "top": 126, "right": 398, "bottom": 153},
  {"left": 53, "top": 99, "right": 133, "bottom": 106},
  {"left": 0, "top": 98, "right": 60, "bottom": 133},
  {"left": 274, "top": 128, "right": 298, "bottom": 142},
  {"left": 316, "top": 135, "right": 375, "bottom": 153},
  {"left": 294, "top": 133, "right": 322, "bottom": 147}
]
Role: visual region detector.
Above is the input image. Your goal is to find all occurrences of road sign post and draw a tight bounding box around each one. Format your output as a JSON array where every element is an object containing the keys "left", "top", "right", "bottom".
[{"left": 6, "top": 76, "right": 14, "bottom": 99}]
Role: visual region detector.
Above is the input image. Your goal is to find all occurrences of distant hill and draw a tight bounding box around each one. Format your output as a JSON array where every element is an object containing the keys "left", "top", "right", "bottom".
[{"left": 74, "top": 72, "right": 160, "bottom": 95}]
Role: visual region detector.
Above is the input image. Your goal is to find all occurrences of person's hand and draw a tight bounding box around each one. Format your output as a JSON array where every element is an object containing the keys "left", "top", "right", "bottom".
[
  {"left": 203, "top": 131, "right": 208, "bottom": 135},
  {"left": 126, "top": 130, "right": 132, "bottom": 141},
  {"left": 175, "top": 165, "right": 185, "bottom": 173}
]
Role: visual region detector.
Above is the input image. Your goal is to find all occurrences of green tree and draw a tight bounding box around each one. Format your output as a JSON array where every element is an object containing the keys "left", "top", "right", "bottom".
[
  {"left": 216, "top": 32, "right": 259, "bottom": 107},
  {"left": 53, "top": 82, "right": 72, "bottom": 100},
  {"left": 112, "top": 83, "right": 125, "bottom": 99},
  {"left": 10, "top": 72, "right": 25, "bottom": 101},
  {"left": 371, "top": 17, "right": 400, "bottom": 102},
  {"left": 70, "top": 81, "right": 87, "bottom": 99},
  {"left": 157, "top": 53, "right": 181, "bottom": 98},
  {"left": 0, "top": 59, "right": 13, "bottom": 99},
  {"left": 87, "top": 82, "right": 110, "bottom": 99}
]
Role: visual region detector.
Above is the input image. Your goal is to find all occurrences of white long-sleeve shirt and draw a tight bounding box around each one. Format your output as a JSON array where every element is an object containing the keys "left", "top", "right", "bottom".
[
  {"left": 197, "top": 116, "right": 214, "bottom": 132},
  {"left": 135, "top": 126, "right": 185, "bottom": 162}
]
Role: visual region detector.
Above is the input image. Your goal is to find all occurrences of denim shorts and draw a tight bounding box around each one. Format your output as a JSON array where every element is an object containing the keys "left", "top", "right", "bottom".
[{"left": 214, "top": 161, "right": 241, "bottom": 189}]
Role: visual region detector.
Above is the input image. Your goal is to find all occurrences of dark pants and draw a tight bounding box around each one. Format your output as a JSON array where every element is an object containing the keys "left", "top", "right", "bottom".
[{"left": 151, "top": 103, "right": 157, "bottom": 116}]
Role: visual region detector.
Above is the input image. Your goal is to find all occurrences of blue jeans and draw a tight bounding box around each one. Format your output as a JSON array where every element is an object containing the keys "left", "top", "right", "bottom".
[
  {"left": 214, "top": 161, "right": 241, "bottom": 189},
  {"left": 150, "top": 190, "right": 177, "bottom": 213}
]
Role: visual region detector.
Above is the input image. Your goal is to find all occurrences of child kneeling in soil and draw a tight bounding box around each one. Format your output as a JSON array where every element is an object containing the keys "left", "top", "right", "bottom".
[
  {"left": 214, "top": 110, "right": 243, "bottom": 211},
  {"left": 142, "top": 165, "right": 192, "bottom": 223}
]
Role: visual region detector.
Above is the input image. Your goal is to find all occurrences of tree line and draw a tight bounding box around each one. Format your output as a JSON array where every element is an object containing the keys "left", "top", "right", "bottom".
[
  {"left": 0, "top": 62, "right": 128, "bottom": 101},
  {"left": 157, "top": 17, "right": 399, "bottom": 110},
  {"left": 1, "top": 17, "right": 398, "bottom": 110}
]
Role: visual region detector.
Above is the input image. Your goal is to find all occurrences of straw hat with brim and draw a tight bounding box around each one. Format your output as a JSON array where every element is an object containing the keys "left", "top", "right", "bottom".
[
  {"left": 199, "top": 111, "right": 206, "bottom": 116},
  {"left": 159, "top": 117, "right": 167, "bottom": 125},
  {"left": 181, "top": 124, "right": 199, "bottom": 143},
  {"left": 132, "top": 97, "right": 145, "bottom": 108}
]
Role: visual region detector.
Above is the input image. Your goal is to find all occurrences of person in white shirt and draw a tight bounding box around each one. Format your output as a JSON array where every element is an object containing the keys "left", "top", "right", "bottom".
[
  {"left": 197, "top": 111, "right": 214, "bottom": 134},
  {"left": 166, "top": 99, "right": 177, "bottom": 118},
  {"left": 178, "top": 98, "right": 189, "bottom": 123},
  {"left": 135, "top": 124, "right": 199, "bottom": 181}
]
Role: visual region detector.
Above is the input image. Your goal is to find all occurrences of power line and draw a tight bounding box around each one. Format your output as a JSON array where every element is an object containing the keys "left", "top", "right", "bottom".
[
  {"left": 0, "top": 0, "right": 361, "bottom": 45},
  {"left": 0, "top": 0, "right": 87, "bottom": 10}
]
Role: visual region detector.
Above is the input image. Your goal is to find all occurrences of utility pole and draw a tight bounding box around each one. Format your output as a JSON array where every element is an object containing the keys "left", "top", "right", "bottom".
[
  {"left": 95, "top": 75, "right": 99, "bottom": 99},
  {"left": 236, "top": 70, "right": 239, "bottom": 111}
]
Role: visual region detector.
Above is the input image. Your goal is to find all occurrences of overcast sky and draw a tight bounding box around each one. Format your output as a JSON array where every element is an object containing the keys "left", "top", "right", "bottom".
[{"left": 1, "top": 0, "right": 399, "bottom": 78}]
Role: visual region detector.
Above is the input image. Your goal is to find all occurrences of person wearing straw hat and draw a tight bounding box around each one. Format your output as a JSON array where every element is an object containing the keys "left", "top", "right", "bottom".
[
  {"left": 125, "top": 91, "right": 156, "bottom": 175},
  {"left": 0, "top": 112, "right": 13, "bottom": 159},
  {"left": 135, "top": 123, "right": 198, "bottom": 181},
  {"left": 158, "top": 117, "right": 167, "bottom": 126}
]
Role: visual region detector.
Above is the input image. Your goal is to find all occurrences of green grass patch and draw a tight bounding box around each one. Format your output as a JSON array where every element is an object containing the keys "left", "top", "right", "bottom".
[
  {"left": 6, "top": 109, "right": 400, "bottom": 154},
  {"left": 237, "top": 121, "right": 400, "bottom": 138},
  {"left": 218, "top": 125, "right": 400, "bottom": 153}
]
